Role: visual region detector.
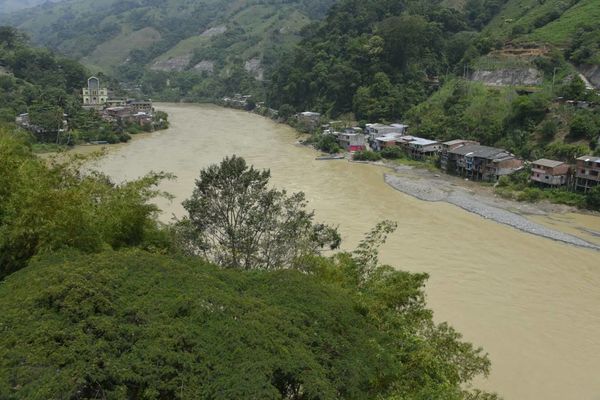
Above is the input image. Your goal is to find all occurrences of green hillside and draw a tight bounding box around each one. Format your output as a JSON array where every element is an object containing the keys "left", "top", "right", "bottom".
[
  {"left": 483, "top": 0, "right": 599, "bottom": 46},
  {"left": 2, "top": 0, "right": 335, "bottom": 78},
  {"left": 0, "top": 0, "right": 65, "bottom": 15}
]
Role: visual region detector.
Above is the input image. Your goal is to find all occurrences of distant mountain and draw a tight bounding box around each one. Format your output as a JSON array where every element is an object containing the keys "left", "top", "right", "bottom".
[
  {"left": 0, "top": 0, "right": 65, "bottom": 15},
  {"left": 2, "top": 0, "right": 335, "bottom": 80}
]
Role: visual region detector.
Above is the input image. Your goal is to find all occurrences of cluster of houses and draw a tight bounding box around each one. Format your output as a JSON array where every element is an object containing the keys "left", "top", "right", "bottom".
[
  {"left": 83, "top": 76, "right": 155, "bottom": 127},
  {"left": 316, "top": 119, "right": 600, "bottom": 192}
]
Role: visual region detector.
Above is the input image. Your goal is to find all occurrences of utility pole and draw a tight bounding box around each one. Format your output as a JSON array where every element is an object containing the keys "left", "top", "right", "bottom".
[{"left": 551, "top": 67, "right": 558, "bottom": 93}]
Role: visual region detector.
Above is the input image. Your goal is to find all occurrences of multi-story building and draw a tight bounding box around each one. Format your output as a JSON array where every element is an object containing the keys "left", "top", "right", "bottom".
[
  {"left": 575, "top": 155, "right": 600, "bottom": 192},
  {"left": 365, "top": 123, "right": 408, "bottom": 140},
  {"left": 530, "top": 159, "right": 570, "bottom": 187},
  {"left": 337, "top": 132, "right": 366, "bottom": 152},
  {"left": 448, "top": 144, "right": 523, "bottom": 181},
  {"left": 405, "top": 137, "right": 441, "bottom": 160},
  {"left": 440, "top": 139, "right": 480, "bottom": 171}
]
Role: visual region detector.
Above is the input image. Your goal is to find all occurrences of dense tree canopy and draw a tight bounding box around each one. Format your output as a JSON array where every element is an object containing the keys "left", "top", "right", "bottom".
[
  {"left": 266, "top": 0, "right": 481, "bottom": 121},
  {"left": 177, "top": 155, "right": 340, "bottom": 269},
  {"left": 0, "top": 130, "right": 170, "bottom": 278},
  {"left": 0, "top": 237, "right": 496, "bottom": 399}
]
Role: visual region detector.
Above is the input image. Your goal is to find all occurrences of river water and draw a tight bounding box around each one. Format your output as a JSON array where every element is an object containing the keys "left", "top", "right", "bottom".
[{"left": 90, "top": 103, "right": 600, "bottom": 400}]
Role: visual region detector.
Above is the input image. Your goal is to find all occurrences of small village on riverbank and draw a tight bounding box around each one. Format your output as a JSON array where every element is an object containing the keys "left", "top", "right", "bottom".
[
  {"left": 15, "top": 76, "right": 168, "bottom": 146},
  {"left": 222, "top": 94, "right": 600, "bottom": 213}
]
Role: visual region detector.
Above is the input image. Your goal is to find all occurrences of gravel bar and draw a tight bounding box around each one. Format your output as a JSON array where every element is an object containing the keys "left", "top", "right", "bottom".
[{"left": 384, "top": 173, "right": 600, "bottom": 251}]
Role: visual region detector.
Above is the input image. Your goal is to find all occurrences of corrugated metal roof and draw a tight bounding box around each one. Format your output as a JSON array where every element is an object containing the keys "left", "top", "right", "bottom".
[
  {"left": 443, "top": 139, "right": 478, "bottom": 146},
  {"left": 576, "top": 155, "right": 600, "bottom": 162},
  {"left": 409, "top": 138, "right": 438, "bottom": 146},
  {"left": 532, "top": 159, "right": 565, "bottom": 168},
  {"left": 449, "top": 144, "right": 511, "bottom": 159}
]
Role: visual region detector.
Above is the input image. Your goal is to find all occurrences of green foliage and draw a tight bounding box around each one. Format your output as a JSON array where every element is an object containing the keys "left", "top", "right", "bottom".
[
  {"left": 407, "top": 79, "right": 510, "bottom": 145},
  {"left": 566, "top": 25, "right": 600, "bottom": 65},
  {"left": 539, "top": 119, "right": 558, "bottom": 141},
  {"left": 353, "top": 150, "right": 382, "bottom": 161},
  {"left": 278, "top": 104, "right": 296, "bottom": 121},
  {"left": 586, "top": 186, "right": 600, "bottom": 210},
  {"left": 557, "top": 76, "right": 587, "bottom": 100},
  {"left": 353, "top": 72, "right": 405, "bottom": 122},
  {"left": 0, "top": 222, "right": 496, "bottom": 399},
  {"left": 569, "top": 110, "right": 600, "bottom": 141},
  {"left": 0, "top": 250, "right": 387, "bottom": 399},
  {"left": 267, "top": 0, "right": 471, "bottom": 119},
  {"left": 506, "top": 93, "right": 550, "bottom": 127},
  {"left": 27, "top": 102, "right": 64, "bottom": 139},
  {"left": 381, "top": 145, "right": 404, "bottom": 159},
  {"left": 0, "top": 130, "right": 171, "bottom": 278},
  {"left": 495, "top": 168, "right": 588, "bottom": 208},
  {"left": 543, "top": 141, "right": 591, "bottom": 161},
  {"left": 0, "top": 27, "right": 87, "bottom": 143},
  {"left": 316, "top": 134, "right": 341, "bottom": 153},
  {"left": 177, "top": 156, "right": 340, "bottom": 270}
]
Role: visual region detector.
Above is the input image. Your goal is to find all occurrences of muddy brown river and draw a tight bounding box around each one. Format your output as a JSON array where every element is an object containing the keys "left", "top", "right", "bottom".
[{"left": 90, "top": 103, "right": 600, "bottom": 400}]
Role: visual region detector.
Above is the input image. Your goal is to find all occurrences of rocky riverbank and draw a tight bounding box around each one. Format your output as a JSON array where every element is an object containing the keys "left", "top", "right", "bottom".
[{"left": 384, "top": 165, "right": 600, "bottom": 251}]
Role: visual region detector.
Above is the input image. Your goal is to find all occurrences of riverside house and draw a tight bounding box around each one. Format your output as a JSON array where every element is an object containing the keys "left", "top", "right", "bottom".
[
  {"left": 372, "top": 133, "right": 405, "bottom": 151},
  {"left": 530, "top": 159, "right": 570, "bottom": 187},
  {"left": 337, "top": 132, "right": 366, "bottom": 152},
  {"left": 296, "top": 112, "right": 321, "bottom": 131},
  {"left": 447, "top": 144, "right": 523, "bottom": 181},
  {"left": 440, "top": 139, "right": 480, "bottom": 171},
  {"left": 365, "top": 123, "right": 408, "bottom": 140},
  {"left": 575, "top": 155, "right": 600, "bottom": 192},
  {"left": 405, "top": 137, "right": 441, "bottom": 160}
]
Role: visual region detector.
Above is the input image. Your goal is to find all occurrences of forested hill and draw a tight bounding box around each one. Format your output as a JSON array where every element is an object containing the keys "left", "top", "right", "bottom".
[
  {"left": 0, "top": 0, "right": 66, "bottom": 15},
  {"left": 1, "top": 0, "right": 335, "bottom": 82},
  {"left": 266, "top": 0, "right": 600, "bottom": 160},
  {"left": 0, "top": 27, "right": 87, "bottom": 129}
]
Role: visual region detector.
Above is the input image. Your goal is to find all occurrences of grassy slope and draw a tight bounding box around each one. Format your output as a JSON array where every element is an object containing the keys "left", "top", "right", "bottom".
[
  {"left": 531, "top": 0, "right": 600, "bottom": 45},
  {"left": 5, "top": 0, "right": 330, "bottom": 74},
  {"left": 155, "top": 5, "right": 310, "bottom": 63},
  {"left": 0, "top": 0, "right": 64, "bottom": 14},
  {"left": 484, "top": 0, "right": 599, "bottom": 46},
  {"left": 81, "top": 27, "right": 162, "bottom": 73}
]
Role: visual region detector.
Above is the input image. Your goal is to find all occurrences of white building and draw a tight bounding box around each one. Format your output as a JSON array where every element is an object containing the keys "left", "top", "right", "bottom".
[{"left": 82, "top": 76, "right": 108, "bottom": 109}]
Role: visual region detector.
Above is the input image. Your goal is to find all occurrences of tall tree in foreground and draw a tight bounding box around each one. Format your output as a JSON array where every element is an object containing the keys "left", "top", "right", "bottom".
[{"left": 178, "top": 155, "right": 340, "bottom": 269}]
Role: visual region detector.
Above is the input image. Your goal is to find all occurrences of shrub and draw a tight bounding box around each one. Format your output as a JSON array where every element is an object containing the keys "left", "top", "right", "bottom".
[
  {"left": 381, "top": 145, "right": 403, "bottom": 159},
  {"left": 516, "top": 187, "right": 542, "bottom": 202},
  {"left": 317, "top": 134, "right": 341, "bottom": 153},
  {"left": 586, "top": 186, "right": 600, "bottom": 210},
  {"left": 353, "top": 150, "right": 382, "bottom": 161},
  {"left": 569, "top": 111, "right": 599, "bottom": 140},
  {"left": 540, "top": 119, "right": 558, "bottom": 141}
]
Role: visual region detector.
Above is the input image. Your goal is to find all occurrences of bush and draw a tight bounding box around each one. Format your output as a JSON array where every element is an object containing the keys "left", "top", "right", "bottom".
[
  {"left": 353, "top": 150, "right": 382, "bottom": 161},
  {"left": 540, "top": 120, "right": 558, "bottom": 141},
  {"left": 516, "top": 187, "right": 543, "bottom": 202},
  {"left": 544, "top": 142, "right": 590, "bottom": 161},
  {"left": 569, "top": 111, "right": 599, "bottom": 140},
  {"left": 0, "top": 130, "right": 170, "bottom": 278},
  {"left": 381, "top": 145, "right": 403, "bottom": 159},
  {"left": 317, "top": 134, "right": 341, "bottom": 153},
  {"left": 586, "top": 186, "right": 600, "bottom": 210}
]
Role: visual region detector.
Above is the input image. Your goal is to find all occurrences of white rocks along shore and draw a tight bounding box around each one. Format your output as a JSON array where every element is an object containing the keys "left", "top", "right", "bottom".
[{"left": 384, "top": 166, "right": 600, "bottom": 251}]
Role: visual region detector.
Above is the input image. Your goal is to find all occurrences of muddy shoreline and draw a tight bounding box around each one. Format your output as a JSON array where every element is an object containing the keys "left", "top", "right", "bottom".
[{"left": 382, "top": 164, "right": 600, "bottom": 251}]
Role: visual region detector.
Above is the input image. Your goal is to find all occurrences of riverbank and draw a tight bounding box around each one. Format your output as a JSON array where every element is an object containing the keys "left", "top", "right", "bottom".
[
  {"left": 87, "top": 103, "right": 600, "bottom": 400},
  {"left": 382, "top": 163, "right": 600, "bottom": 250},
  {"left": 222, "top": 102, "right": 600, "bottom": 248}
]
